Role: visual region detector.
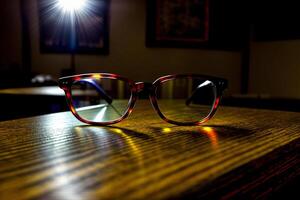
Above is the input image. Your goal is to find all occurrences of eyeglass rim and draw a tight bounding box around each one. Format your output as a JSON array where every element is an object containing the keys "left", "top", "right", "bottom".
[
  {"left": 151, "top": 74, "right": 226, "bottom": 125},
  {"left": 58, "top": 73, "right": 228, "bottom": 126},
  {"left": 58, "top": 73, "right": 137, "bottom": 125}
]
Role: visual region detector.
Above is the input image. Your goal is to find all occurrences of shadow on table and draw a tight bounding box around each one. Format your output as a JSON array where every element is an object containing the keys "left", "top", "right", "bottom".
[{"left": 74, "top": 124, "right": 257, "bottom": 151}]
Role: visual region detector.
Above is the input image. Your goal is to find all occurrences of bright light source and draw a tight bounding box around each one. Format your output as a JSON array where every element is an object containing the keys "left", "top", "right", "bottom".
[{"left": 57, "top": 0, "right": 87, "bottom": 12}]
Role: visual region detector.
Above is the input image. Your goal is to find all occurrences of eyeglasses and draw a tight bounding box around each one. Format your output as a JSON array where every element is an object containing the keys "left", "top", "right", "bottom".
[{"left": 58, "top": 73, "right": 228, "bottom": 126}]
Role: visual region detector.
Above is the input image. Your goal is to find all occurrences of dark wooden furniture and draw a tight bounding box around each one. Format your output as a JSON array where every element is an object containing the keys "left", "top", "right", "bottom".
[
  {"left": 0, "top": 86, "right": 67, "bottom": 121},
  {"left": 0, "top": 86, "right": 64, "bottom": 96},
  {"left": 0, "top": 101, "right": 299, "bottom": 199}
]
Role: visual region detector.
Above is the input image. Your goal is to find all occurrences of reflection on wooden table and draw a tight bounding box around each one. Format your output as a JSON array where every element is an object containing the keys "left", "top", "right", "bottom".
[{"left": 0, "top": 100, "right": 299, "bottom": 199}]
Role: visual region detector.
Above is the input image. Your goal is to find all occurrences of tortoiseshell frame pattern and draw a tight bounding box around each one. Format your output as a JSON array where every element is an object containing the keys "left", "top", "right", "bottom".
[{"left": 58, "top": 73, "right": 228, "bottom": 126}]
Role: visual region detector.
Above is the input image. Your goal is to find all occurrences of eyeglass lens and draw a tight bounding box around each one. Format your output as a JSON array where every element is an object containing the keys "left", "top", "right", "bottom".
[
  {"left": 70, "top": 78, "right": 132, "bottom": 123},
  {"left": 155, "top": 77, "right": 217, "bottom": 123}
]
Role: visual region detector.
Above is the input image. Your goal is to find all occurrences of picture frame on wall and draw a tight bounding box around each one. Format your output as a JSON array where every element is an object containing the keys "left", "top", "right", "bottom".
[
  {"left": 38, "top": 0, "right": 109, "bottom": 54},
  {"left": 146, "top": 0, "right": 210, "bottom": 48}
]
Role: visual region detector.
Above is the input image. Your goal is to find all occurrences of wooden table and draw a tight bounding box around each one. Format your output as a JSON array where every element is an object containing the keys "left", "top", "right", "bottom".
[{"left": 0, "top": 101, "right": 299, "bottom": 199}]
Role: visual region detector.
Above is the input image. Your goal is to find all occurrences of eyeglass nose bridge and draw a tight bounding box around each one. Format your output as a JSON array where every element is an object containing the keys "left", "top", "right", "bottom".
[{"left": 135, "top": 82, "right": 153, "bottom": 93}]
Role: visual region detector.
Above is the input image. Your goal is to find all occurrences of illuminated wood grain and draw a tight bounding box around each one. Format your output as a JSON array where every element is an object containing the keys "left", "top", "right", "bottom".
[{"left": 0, "top": 100, "right": 299, "bottom": 199}]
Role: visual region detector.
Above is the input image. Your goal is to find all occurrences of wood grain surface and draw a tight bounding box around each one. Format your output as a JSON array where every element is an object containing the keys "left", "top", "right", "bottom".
[{"left": 0, "top": 100, "right": 299, "bottom": 199}]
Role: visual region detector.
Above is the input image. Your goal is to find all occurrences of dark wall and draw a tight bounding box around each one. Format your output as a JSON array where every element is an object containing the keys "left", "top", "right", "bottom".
[
  {"left": 0, "top": 0, "right": 26, "bottom": 87},
  {"left": 254, "top": 0, "right": 300, "bottom": 41}
]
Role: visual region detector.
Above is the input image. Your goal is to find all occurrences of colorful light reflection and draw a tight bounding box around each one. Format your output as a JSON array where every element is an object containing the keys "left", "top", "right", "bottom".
[
  {"left": 162, "top": 128, "right": 172, "bottom": 133},
  {"left": 201, "top": 127, "right": 219, "bottom": 149}
]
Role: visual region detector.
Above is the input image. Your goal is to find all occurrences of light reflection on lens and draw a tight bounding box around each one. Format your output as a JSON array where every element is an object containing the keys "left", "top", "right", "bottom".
[{"left": 94, "top": 106, "right": 107, "bottom": 122}]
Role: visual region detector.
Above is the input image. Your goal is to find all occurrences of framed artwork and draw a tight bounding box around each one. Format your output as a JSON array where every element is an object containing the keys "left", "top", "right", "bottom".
[
  {"left": 38, "top": 0, "right": 109, "bottom": 54},
  {"left": 146, "top": 0, "right": 209, "bottom": 48}
]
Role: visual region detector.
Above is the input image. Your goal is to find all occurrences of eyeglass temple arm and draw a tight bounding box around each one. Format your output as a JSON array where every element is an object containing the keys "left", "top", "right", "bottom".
[
  {"left": 185, "top": 87, "right": 199, "bottom": 106},
  {"left": 185, "top": 80, "right": 227, "bottom": 106},
  {"left": 80, "top": 79, "right": 124, "bottom": 117},
  {"left": 185, "top": 81, "right": 212, "bottom": 106},
  {"left": 81, "top": 79, "right": 113, "bottom": 104}
]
